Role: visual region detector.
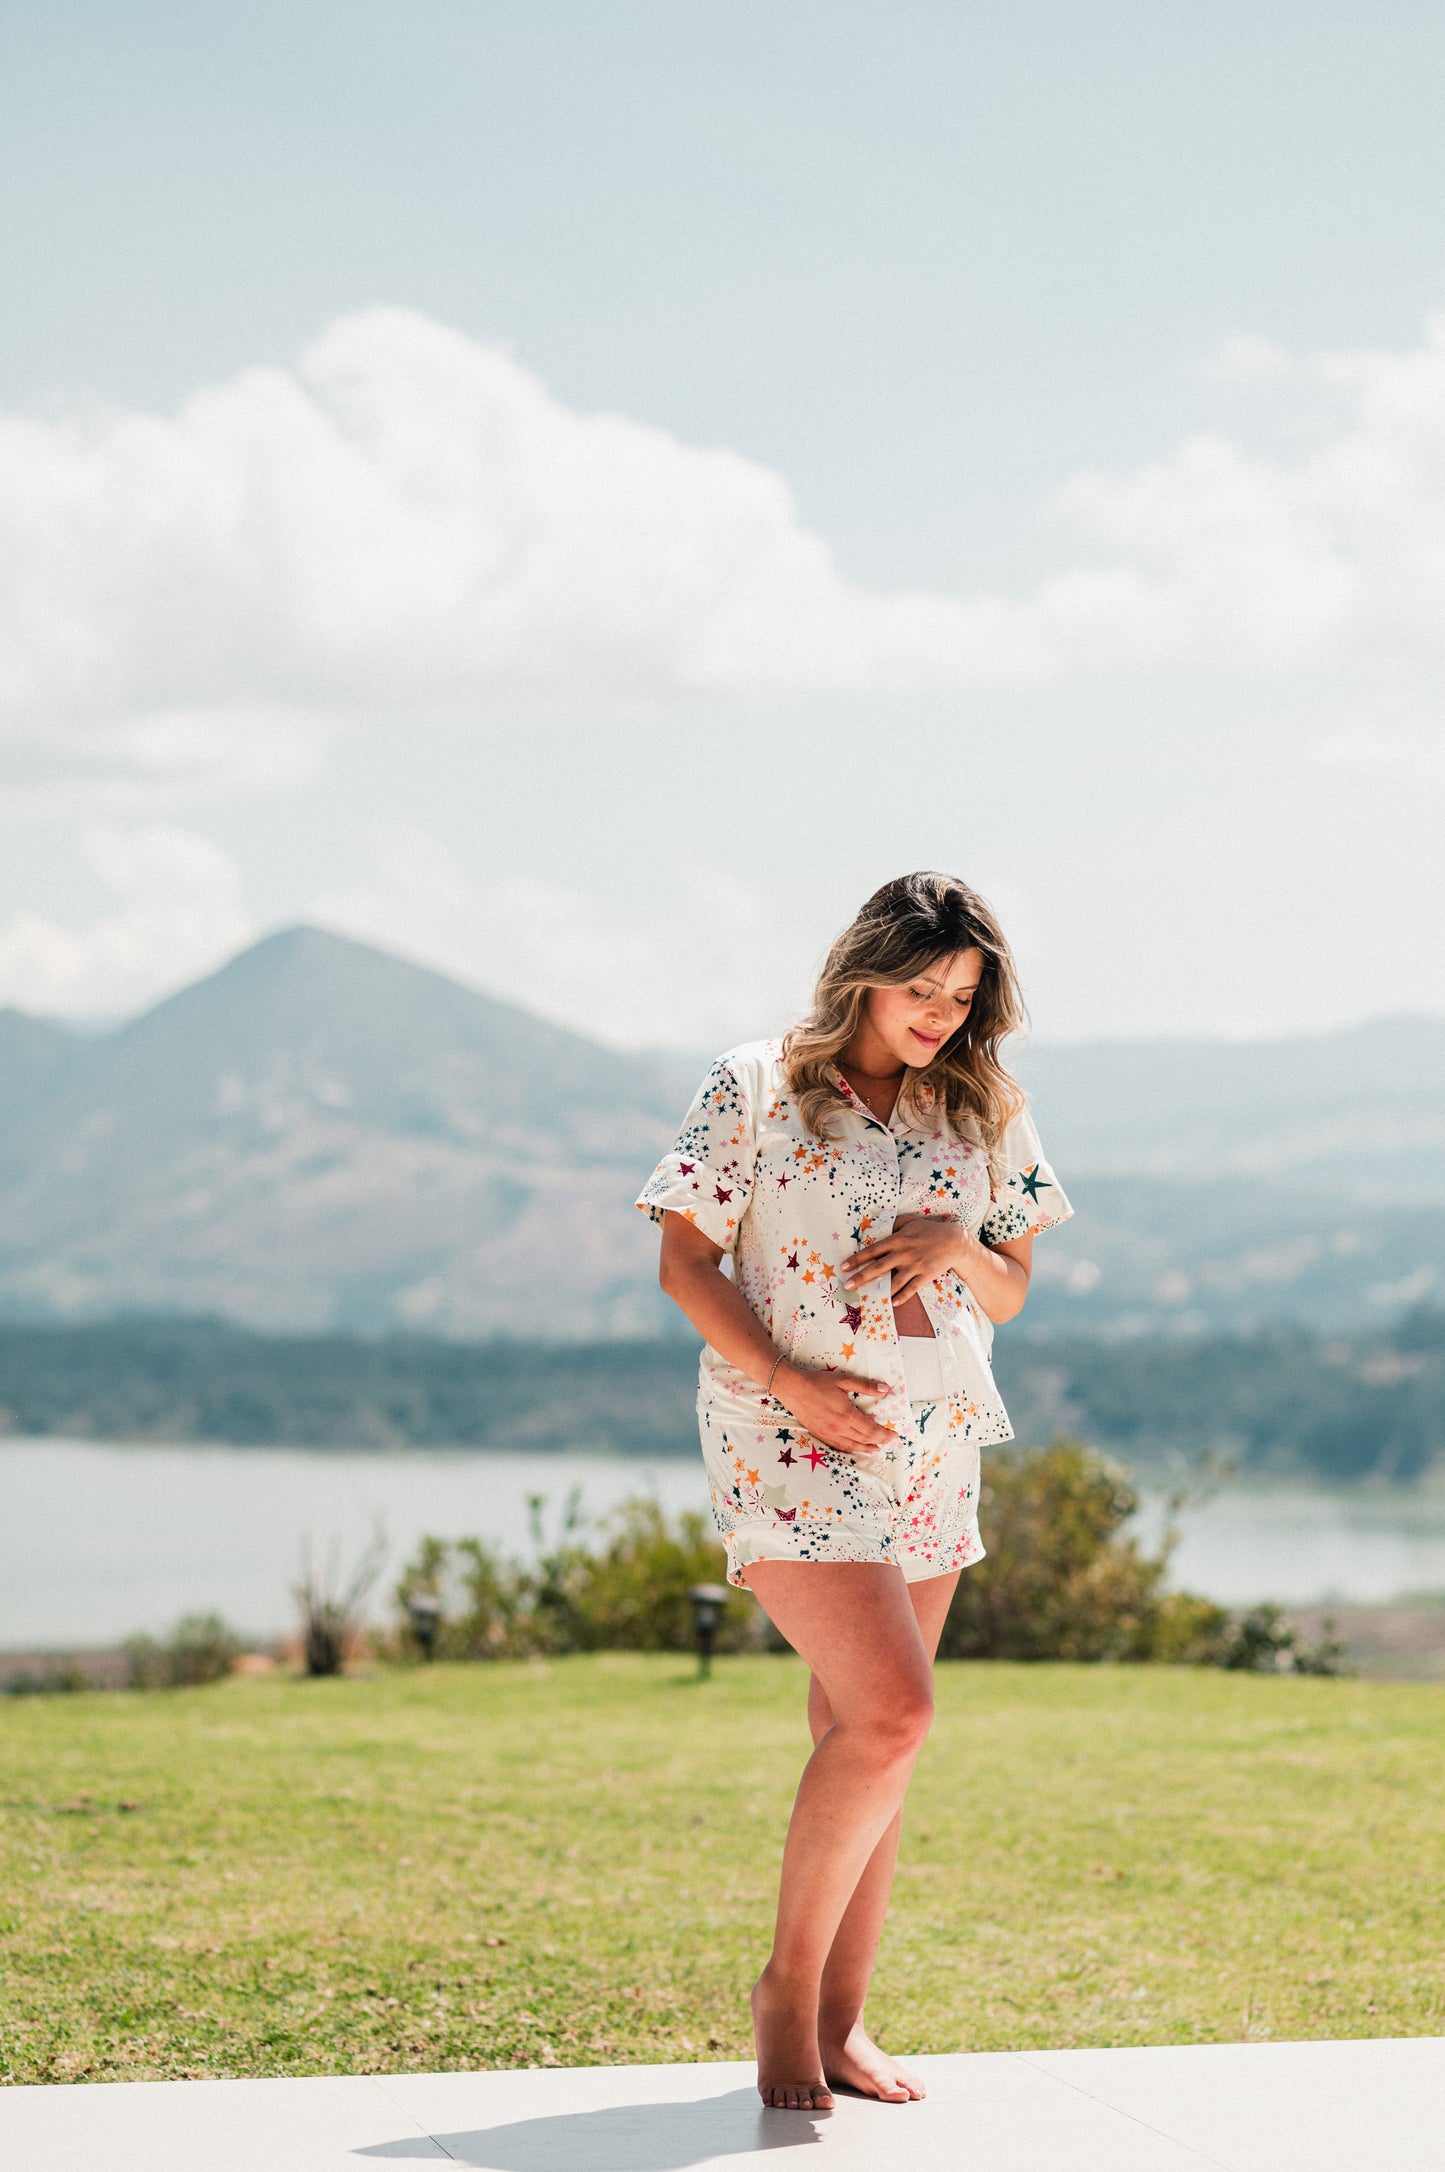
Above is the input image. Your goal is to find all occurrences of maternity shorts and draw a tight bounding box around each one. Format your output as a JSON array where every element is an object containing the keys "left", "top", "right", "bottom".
[{"left": 699, "top": 1335, "right": 986, "bottom": 1588}]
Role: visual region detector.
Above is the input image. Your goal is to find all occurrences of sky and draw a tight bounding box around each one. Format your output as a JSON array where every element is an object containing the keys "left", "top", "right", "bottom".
[{"left": 2, "top": 0, "right": 1444, "bottom": 1051}]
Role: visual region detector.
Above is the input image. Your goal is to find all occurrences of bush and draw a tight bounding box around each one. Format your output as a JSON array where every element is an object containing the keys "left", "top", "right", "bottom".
[
  {"left": 939, "top": 1440, "right": 1190, "bottom": 1662},
  {"left": 2, "top": 1660, "right": 88, "bottom": 1697},
  {"left": 940, "top": 1440, "right": 1349, "bottom": 1671},
  {"left": 389, "top": 1457, "right": 1347, "bottom": 1674},
  {"left": 295, "top": 1529, "right": 386, "bottom": 1676},
  {"left": 936, "top": 1438, "right": 1346, "bottom": 1670},
  {"left": 1213, "top": 1601, "right": 1347, "bottom": 1676},
  {"left": 124, "top": 1613, "right": 242, "bottom": 1690},
  {"left": 396, "top": 1531, "right": 536, "bottom": 1660},
  {"left": 533, "top": 1497, "right": 754, "bottom": 1653},
  {"left": 392, "top": 1496, "right": 755, "bottom": 1660}
]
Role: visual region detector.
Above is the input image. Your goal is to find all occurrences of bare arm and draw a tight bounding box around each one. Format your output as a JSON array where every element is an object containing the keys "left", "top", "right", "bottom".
[
  {"left": 657, "top": 1211, "right": 897, "bottom": 1454},
  {"left": 952, "top": 1229, "right": 1034, "bottom": 1324},
  {"left": 658, "top": 1212, "right": 781, "bottom": 1385}
]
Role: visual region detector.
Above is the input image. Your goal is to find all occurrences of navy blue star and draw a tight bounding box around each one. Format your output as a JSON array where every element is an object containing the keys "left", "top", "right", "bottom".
[{"left": 1018, "top": 1165, "right": 1052, "bottom": 1202}]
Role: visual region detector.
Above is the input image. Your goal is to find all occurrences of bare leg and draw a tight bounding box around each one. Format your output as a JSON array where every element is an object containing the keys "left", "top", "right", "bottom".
[
  {"left": 811, "top": 1570, "right": 961, "bottom": 2101},
  {"left": 740, "top": 1561, "right": 938, "bottom": 2111}
]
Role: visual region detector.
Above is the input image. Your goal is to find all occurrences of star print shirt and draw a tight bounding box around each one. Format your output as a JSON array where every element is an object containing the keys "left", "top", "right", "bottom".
[{"left": 636, "top": 1039, "right": 1072, "bottom": 1450}]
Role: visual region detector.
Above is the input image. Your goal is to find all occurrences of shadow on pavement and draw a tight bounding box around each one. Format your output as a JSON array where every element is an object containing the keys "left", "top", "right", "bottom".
[{"left": 356, "top": 2086, "right": 828, "bottom": 2169}]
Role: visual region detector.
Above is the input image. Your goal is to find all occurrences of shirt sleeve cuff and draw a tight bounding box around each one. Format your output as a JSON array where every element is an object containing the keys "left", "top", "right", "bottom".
[{"left": 636, "top": 1158, "right": 747, "bottom": 1251}]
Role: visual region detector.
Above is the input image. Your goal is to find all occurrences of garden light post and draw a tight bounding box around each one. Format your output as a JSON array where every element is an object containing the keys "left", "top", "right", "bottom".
[
  {"left": 407, "top": 1593, "right": 442, "bottom": 1661},
  {"left": 688, "top": 1583, "right": 729, "bottom": 1679}
]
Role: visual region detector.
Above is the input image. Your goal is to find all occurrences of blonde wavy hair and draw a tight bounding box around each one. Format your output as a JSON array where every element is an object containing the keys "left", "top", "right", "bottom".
[{"left": 781, "top": 871, "right": 1026, "bottom": 1153}]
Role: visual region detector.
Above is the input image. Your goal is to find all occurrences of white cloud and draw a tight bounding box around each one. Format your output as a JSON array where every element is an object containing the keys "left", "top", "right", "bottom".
[
  {"left": 0, "top": 702, "right": 329, "bottom": 817},
  {"left": 309, "top": 821, "right": 813, "bottom": 1049},
  {"left": 0, "top": 824, "right": 254, "bottom": 1014},
  {"left": 0, "top": 307, "right": 1034, "bottom": 797},
  {"left": 6, "top": 306, "right": 1445, "bottom": 803}
]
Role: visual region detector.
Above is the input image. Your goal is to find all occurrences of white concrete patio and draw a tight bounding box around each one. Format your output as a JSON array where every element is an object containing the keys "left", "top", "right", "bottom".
[{"left": 2, "top": 2036, "right": 1441, "bottom": 2171}]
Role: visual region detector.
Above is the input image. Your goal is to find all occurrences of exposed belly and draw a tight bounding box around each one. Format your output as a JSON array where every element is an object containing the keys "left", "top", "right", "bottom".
[{"left": 892, "top": 1293, "right": 934, "bottom": 1338}]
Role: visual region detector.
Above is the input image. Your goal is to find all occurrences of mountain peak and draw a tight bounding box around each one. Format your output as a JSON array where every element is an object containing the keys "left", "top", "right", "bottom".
[
  {"left": 153, "top": 921, "right": 487, "bottom": 1005},
  {"left": 0, "top": 921, "right": 685, "bottom": 1338},
  {"left": 118, "top": 920, "right": 579, "bottom": 1058}
]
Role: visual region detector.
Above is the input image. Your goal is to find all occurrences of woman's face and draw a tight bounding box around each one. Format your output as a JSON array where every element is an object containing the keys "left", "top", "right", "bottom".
[{"left": 864, "top": 948, "right": 986, "bottom": 1069}]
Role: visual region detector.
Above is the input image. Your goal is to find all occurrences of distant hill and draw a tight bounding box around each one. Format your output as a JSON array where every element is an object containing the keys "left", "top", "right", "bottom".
[
  {"left": 0, "top": 1009, "right": 86, "bottom": 1130},
  {"left": 0, "top": 928, "right": 692, "bottom": 1337},
  {"left": 1014, "top": 1020, "right": 1445, "bottom": 1336},
  {"left": 0, "top": 929, "right": 1439, "bottom": 1338},
  {"left": 1016, "top": 1017, "right": 1445, "bottom": 1195}
]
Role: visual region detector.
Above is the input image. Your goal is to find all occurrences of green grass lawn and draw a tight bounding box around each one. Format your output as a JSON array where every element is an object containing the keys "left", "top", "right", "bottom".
[{"left": 3, "top": 1654, "right": 1444, "bottom": 2085}]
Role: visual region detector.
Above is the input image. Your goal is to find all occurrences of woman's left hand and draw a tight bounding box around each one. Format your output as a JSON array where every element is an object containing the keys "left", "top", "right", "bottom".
[{"left": 840, "top": 1214, "right": 969, "bottom": 1306}]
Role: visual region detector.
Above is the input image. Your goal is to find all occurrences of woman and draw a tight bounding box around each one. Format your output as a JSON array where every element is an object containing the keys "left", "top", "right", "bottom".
[{"left": 637, "top": 870, "right": 1071, "bottom": 2112}]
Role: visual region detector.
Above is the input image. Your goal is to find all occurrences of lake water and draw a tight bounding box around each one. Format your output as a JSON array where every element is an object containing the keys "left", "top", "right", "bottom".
[
  {"left": 0, "top": 1441, "right": 710, "bottom": 1647},
  {"left": 5, "top": 1438, "right": 1445, "bottom": 1647}
]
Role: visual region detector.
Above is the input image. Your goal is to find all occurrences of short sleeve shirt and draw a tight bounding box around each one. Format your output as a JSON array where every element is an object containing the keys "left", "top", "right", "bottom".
[{"left": 637, "top": 1039, "right": 1072, "bottom": 1450}]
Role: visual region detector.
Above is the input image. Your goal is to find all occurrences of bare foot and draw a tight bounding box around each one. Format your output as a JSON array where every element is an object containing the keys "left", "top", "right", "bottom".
[
  {"left": 751, "top": 1967, "right": 835, "bottom": 2111},
  {"left": 820, "top": 2018, "right": 924, "bottom": 2102}
]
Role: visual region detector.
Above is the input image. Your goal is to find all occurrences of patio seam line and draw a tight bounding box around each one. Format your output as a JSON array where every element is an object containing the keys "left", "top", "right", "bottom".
[
  {"left": 1014, "top": 2053, "right": 1240, "bottom": 2172},
  {"left": 367, "top": 2073, "right": 462, "bottom": 2162}
]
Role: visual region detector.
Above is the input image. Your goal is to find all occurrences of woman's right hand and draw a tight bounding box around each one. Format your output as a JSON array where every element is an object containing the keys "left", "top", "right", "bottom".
[{"left": 770, "top": 1361, "right": 897, "bottom": 1456}]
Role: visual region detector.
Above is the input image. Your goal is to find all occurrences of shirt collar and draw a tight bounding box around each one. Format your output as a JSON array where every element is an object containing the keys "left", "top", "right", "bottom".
[{"left": 831, "top": 1067, "right": 934, "bottom": 1135}]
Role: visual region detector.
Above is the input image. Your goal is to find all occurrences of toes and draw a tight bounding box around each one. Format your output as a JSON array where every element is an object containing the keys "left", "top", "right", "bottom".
[{"left": 759, "top": 2079, "right": 834, "bottom": 2112}]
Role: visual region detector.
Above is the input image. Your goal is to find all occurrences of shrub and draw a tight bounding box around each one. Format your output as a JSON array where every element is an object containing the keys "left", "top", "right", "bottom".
[
  {"left": 1213, "top": 1601, "right": 1347, "bottom": 1676},
  {"left": 396, "top": 1532, "right": 536, "bottom": 1660},
  {"left": 124, "top": 1613, "right": 242, "bottom": 1689},
  {"left": 2, "top": 1660, "right": 88, "bottom": 1697},
  {"left": 392, "top": 1496, "right": 754, "bottom": 1659},
  {"left": 533, "top": 1497, "right": 754, "bottom": 1653},
  {"left": 934, "top": 1437, "right": 1338, "bottom": 1668},
  {"left": 1148, "top": 1589, "right": 1234, "bottom": 1666},
  {"left": 295, "top": 1528, "right": 386, "bottom": 1676},
  {"left": 388, "top": 1458, "right": 1346, "bottom": 1674},
  {"left": 939, "top": 1440, "right": 1349, "bottom": 1671},
  {"left": 940, "top": 1440, "right": 1179, "bottom": 1661}
]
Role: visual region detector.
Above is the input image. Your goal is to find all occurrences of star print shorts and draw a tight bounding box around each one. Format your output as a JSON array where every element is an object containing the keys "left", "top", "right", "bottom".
[{"left": 696, "top": 1353, "right": 986, "bottom": 1589}]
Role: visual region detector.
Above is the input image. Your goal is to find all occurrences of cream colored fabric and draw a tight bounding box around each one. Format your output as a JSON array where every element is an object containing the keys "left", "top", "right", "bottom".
[
  {"left": 638, "top": 1039, "right": 1071, "bottom": 1584},
  {"left": 899, "top": 1333, "right": 947, "bottom": 1405}
]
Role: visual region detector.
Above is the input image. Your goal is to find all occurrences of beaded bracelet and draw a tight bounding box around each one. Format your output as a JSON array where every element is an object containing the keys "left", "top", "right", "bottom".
[{"left": 765, "top": 1353, "right": 784, "bottom": 1399}]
